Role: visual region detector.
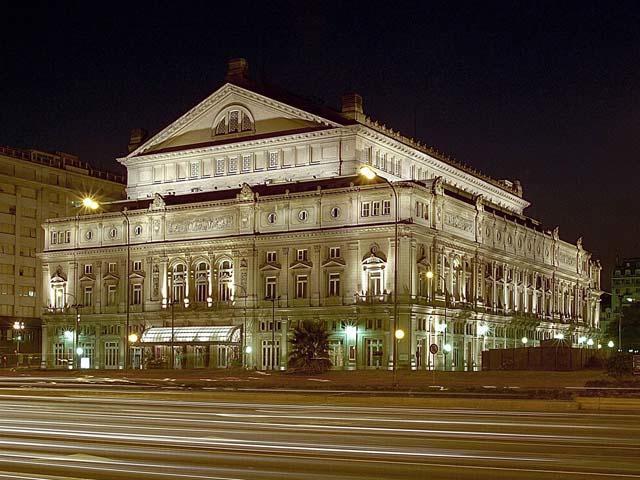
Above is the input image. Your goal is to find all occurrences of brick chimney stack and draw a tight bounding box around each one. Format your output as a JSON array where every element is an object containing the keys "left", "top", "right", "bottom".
[
  {"left": 225, "top": 58, "right": 249, "bottom": 84},
  {"left": 127, "top": 128, "right": 148, "bottom": 153},
  {"left": 341, "top": 92, "right": 364, "bottom": 121}
]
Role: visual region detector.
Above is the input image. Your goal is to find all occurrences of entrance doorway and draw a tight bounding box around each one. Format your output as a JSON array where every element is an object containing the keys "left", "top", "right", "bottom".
[
  {"left": 261, "top": 340, "right": 280, "bottom": 370},
  {"left": 366, "top": 339, "right": 383, "bottom": 368}
]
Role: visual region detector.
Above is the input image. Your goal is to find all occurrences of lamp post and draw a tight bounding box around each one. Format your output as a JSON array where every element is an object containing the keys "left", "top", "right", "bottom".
[
  {"left": 58, "top": 292, "right": 83, "bottom": 369},
  {"left": 359, "top": 165, "right": 400, "bottom": 382},
  {"left": 267, "top": 295, "right": 281, "bottom": 370},
  {"left": 81, "top": 199, "right": 132, "bottom": 369},
  {"left": 12, "top": 321, "right": 24, "bottom": 366},
  {"left": 232, "top": 283, "right": 248, "bottom": 368},
  {"left": 426, "top": 269, "right": 451, "bottom": 370}
]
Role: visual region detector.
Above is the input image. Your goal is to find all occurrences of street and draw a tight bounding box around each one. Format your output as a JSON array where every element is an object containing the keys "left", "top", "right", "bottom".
[{"left": 0, "top": 389, "right": 638, "bottom": 479}]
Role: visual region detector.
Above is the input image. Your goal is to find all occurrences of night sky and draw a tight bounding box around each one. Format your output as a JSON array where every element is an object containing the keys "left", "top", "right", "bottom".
[{"left": 1, "top": 1, "right": 638, "bottom": 286}]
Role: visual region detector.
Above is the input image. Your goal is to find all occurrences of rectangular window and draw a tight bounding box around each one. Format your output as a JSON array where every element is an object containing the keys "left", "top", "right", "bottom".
[
  {"left": 133, "top": 261, "right": 142, "bottom": 272},
  {"left": 84, "top": 264, "right": 93, "bottom": 274},
  {"left": 372, "top": 201, "right": 381, "bottom": 216},
  {"left": 107, "top": 285, "right": 117, "bottom": 306},
  {"left": 268, "top": 151, "right": 279, "bottom": 169},
  {"left": 329, "top": 246, "right": 340, "bottom": 259},
  {"left": 228, "top": 157, "right": 238, "bottom": 173},
  {"left": 51, "top": 232, "right": 58, "bottom": 244},
  {"left": 65, "top": 231, "right": 71, "bottom": 243},
  {"left": 266, "top": 251, "right": 277, "bottom": 263},
  {"left": 297, "top": 249, "right": 308, "bottom": 262},
  {"left": 382, "top": 200, "right": 391, "bottom": 215},
  {"left": 108, "top": 263, "right": 117, "bottom": 274},
  {"left": 84, "top": 286, "right": 93, "bottom": 306},
  {"left": 215, "top": 158, "right": 225, "bottom": 175},
  {"left": 265, "top": 276, "right": 277, "bottom": 299},
  {"left": 329, "top": 272, "right": 340, "bottom": 297},
  {"left": 242, "top": 154, "right": 252, "bottom": 172},
  {"left": 361, "top": 202, "right": 370, "bottom": 217},
  {"left": 296, "top": 275, "right": 308, "bottom": 299},
  {"left": 196, "top": 283, "right": 208, "bottom": 302},
  {"left": 190, "top": 162, "right": 200, "bottom": 178},
  {"left": 132, "top": 284, "right": 142, "bottom": 305}
]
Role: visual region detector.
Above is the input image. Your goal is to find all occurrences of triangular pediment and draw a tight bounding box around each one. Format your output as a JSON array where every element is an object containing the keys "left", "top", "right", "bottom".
[
  {"left": 289, "top": 261, "right": 313, "bottom": 270},
  {"left": 103, "top": 272, "right": 120, "bottom": 282},
  {"left": 321, "top": 258, "right": 346, "bottom": 268},
  {"left": 129, "top": 271, "right": 146, "bottom": 280},
  {"left": 127, "top": 83, "right": 344, "bottom": 158},
  {"left": 79, "top": 273, "right": 95, "bottom": 282},
  {"left": 259, "top": 262, "right": 281, "bottom": 272}
]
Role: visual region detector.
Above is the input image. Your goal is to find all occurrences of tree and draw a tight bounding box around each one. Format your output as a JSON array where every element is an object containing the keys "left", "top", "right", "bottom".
[
  {"left": 607, "top": 304, "right": 640, "bottom": 350},
  {"left": 288, "top": 320, "right": 332, "bottom": 374}
]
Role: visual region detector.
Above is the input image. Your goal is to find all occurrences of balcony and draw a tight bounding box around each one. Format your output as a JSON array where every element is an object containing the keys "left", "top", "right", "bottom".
[{"left": 355, "top": 293, "right": 392, "bottom": 304}]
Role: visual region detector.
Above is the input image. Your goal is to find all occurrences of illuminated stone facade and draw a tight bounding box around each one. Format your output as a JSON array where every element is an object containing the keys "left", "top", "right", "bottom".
[{"left": 39, "top": 59, "right": 602, "bottom": 370}]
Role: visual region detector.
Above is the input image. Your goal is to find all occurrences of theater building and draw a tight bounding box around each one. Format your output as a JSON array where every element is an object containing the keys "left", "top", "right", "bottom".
[{"left": 39, "top": 59, "right": 602, "bottom": 370}]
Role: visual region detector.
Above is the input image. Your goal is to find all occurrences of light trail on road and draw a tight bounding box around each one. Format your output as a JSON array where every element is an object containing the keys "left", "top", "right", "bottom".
[{"left": 0, "top": 390, "right": 638, "bottom": 479}]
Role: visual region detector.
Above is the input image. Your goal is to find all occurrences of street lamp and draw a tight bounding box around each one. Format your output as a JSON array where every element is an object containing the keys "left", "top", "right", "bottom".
[
  {"left": 521, "top": 336, "right": 528, "bottom": 345},
  {"left": 162, "top": 299, "right": 180, "bottom": 369},
  {"left": 608, "top": 340, "right": 615, "bottom": 348},
  {"left": 359, "top": 165, "right": 400, "bottom": 382},
  {"left": 82, "top": 198, "right": 132, "bottom": 369},
  {"left": 12, "top": 321, "right": 25, "bottom": 366},
  {"left": 266, "top": 295, "right": 281, "bottom": 370},
  {"left": 231, "top": 283, "right": 248, "bottom": 368},
  {"left": 426, "top": 269, "right": 452, "bottom": 371}
]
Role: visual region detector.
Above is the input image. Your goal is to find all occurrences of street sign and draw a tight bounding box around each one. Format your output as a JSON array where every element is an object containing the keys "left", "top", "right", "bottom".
[{"left": 429, "top": 343, "right": 439, "bottom": 355}]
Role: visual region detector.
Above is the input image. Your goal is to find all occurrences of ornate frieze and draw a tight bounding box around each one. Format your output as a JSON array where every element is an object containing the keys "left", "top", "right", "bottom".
[{"left": 167, "top": 215, "right": 234, "bottom": 234}]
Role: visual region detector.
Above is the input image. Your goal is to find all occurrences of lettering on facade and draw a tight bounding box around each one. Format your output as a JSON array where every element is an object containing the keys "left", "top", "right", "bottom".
[
  {"left": 444, "top": 212, "right": 473, "bottom": 233},
  {"left": 168, "top": 215, "right": 234, "bottom": 234}
]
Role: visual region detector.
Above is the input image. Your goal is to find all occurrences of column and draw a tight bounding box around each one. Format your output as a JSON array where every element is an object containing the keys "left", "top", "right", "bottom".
[{"left": 346, "top": 242, "right": 359, "bottom": 303}]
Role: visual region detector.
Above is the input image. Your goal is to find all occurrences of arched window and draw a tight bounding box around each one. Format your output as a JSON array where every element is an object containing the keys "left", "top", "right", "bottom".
[
  {"left": 213, "top": 106, "right": 254, "bottom": 136},
  {"left": 195, "top": 262, "right": 209, "bottom": 303},
  {"left": 218, "top": 260, "right": 233, "bottom": 301},
  {"left": 361, "top": 248, "right": 386, "bottom": 298},
  {"left": 172, "top": 263, "right": 186, "bottom": 302}
]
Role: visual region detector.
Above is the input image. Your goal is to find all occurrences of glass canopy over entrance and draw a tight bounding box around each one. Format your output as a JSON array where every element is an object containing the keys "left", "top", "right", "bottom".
[{"left": 140, "top": 326, "right": 241, "bottom": 345}]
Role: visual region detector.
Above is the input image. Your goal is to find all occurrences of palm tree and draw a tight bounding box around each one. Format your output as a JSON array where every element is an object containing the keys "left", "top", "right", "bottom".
[{"left": 288, "top": 320, "right": 332, "bottom": 374}]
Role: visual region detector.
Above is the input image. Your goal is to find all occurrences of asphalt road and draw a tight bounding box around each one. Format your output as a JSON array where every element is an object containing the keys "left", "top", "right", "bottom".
[{"left": 0, "top": 389, "right": 638, "bottom": 479}]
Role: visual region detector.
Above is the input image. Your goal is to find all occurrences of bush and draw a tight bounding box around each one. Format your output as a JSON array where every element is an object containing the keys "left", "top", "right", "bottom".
[{"left": 606, "top": 353, "right": 633, "bottom": 377}]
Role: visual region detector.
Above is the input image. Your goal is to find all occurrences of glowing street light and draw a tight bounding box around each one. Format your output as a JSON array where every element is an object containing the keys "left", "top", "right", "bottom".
[
  {"left": 554, "top": 333, "right": 565, "bottom": 340},
  {"left": 521, "top": 337, "right": 528, "bottom": 345},
  {"left": 395, "top": 329, "right": 405, "bottom": 340},
  {"left": 443, "top": 343, "right": 452, "bottom": 353},
  {"left": 586, "top": 338, "right": 594, "bottom": 346},
  {"left": 245, "top": 345, "right": 253, "bottom": 354},
  {"left": 608, "top": 340, "right": 615, "bottom": 348},
  {"left": 477, "top": 324, "right": 489, "bottom": 336},
  {"left": 128, "top": 333, "right": 139, "bottom": 344},
  {"left": 76, "top": 347, "right": 84, "bottom": 356},
  {"left": 81, "top": 197, "right": 100, "bottom": 210}
]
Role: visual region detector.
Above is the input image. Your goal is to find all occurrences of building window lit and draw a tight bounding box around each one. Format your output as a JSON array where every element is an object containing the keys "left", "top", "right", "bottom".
[
  {"left": 131, "top": 284, "right": 142, "bottom": 305},
  {"left": 265, "top": 276, "right": 277, "bottom": 299},
  {"left": 172, "top": 264, "right": 186, "bottom": 302},
  {"left": 296, "top": 275, "right": 308, "bottom": 299},
  {"left": 382, "top": 200, "right": 391, "bottom": 215},
  {"left": 195, "top": 262, "right": 209, "bottom": 302},
  {"left": 108, "top": 262, "right": 117, "bottom": 274},
  {"left": 107, "top": 285, "right": 117, "bottom": 306},
  {"left": 84, "top": 286, "right": 93, "bottom": 306},
  {"left": 133, "top": 261, "right": 142, "bottom": 272},
  {"left": 218, "top": 260, "right": 233, "bottom": 301},
  {"left": 328, "top": 272, "right": 340, "bottom": 297}
]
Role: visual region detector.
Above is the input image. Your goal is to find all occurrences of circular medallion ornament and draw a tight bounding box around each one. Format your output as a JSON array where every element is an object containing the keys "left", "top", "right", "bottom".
[
  {"left": 298, "top": 210, "right": 308, "bottom": 222},
  {"left": 85, "top": 230, "right": 93, "bottom": 240},
  {"left": 330, "top": 206, "right": 340, "bottom": 219},
  {"left": 267, "top": 212, "right": 277, "bottom": 224}
]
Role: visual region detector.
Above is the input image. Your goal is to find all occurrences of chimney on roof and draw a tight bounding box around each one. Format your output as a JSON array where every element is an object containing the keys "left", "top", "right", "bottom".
[
  {"left": 127, "top": 128, "right": 148, "bottom": 153},
  {"left": 225, "top": 58, "right": 249, "bottom": 84},
  {"left": 341, "top": 92, "right": 364, "bottom": 121}
]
